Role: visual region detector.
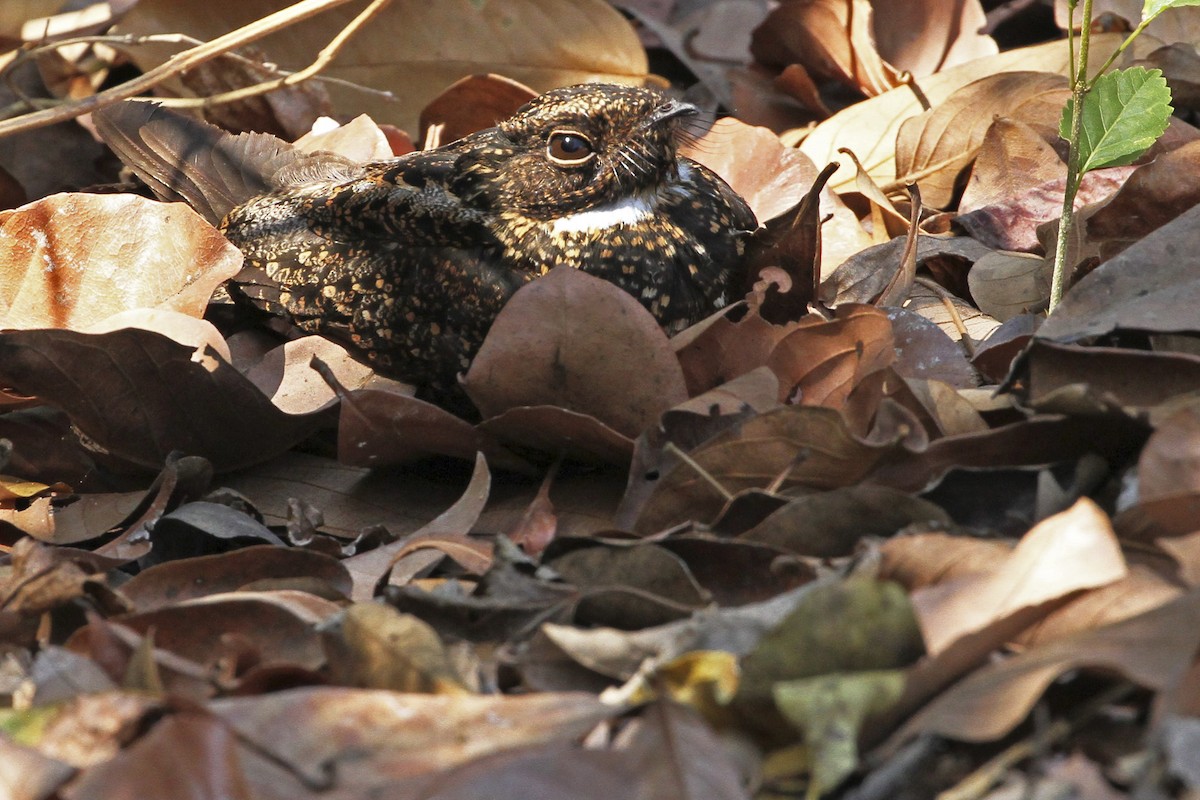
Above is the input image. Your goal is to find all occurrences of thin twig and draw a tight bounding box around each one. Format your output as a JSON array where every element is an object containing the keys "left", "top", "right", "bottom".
[
  {"left": 0, "top": 0, "right": 362, "bottom": 139},
  {"left": 664, "top": 442, "right": 733, "bottom": 502},
  {"left": 145, "top": 0, "right": 393, "bottom": 110},
  {"left": 913, "top": 276, "right": 976, "bottom": 358}
]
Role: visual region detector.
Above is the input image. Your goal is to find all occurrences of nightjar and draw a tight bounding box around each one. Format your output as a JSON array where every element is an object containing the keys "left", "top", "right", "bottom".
[{"left": 95, "top": 84, "right": 757, "bottom": 402}]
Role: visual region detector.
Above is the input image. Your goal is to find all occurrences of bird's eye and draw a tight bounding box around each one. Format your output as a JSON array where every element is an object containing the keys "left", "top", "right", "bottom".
[{"left": 546, "top": 130, "right": 595, "bottom": 166}]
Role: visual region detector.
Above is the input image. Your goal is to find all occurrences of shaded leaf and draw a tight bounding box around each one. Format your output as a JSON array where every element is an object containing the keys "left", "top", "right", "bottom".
[
  {"left": 464, "top": 267, "right": 686, "bottom": 439},
  {"left": 0, "top": 328, "right": 323, "bottom": 472}
]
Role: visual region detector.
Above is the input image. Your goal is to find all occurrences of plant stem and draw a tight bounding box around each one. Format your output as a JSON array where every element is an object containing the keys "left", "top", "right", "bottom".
[
  {"left": 1049, "top": 0, "right": 1094, "bottom": 312},
  {"left": 1088, "top": 15, "right": 1157, "bottom": 86}
]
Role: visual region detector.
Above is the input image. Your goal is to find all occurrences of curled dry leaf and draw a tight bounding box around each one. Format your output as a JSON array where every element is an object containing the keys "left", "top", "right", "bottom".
[
  {"left": 119, "top": 545, "right": 353, "bottom": 611},
  {"left": 674, "top": 309, "right": 802, "bottom": 397},
  {"left": 68, "top": 590, "right": 340, "bottom": 672},
  {"left": 340, "top": 453, "right": 490, "bottom": 601},
  {"left": 333, "top": 378, "right": 530, "bottom": 472},
  {"left": 0, "top": 193, "right": 241, "bottom": 329},
  {"left": 118, "top": 0, "right": 648, "bottom": 135},
  {"left": 890, "top": 498, "right": 1127, "bottom": 657},
  {"left": 750, "top": 0, "right": 904, "bottom": 97},
  {"left": 464, "top": 267, "right": 687, "bottom": 439},
  {"left": 294, "top": 113, "right": 393, "bottom": 161},
  {"left": 680, "top": 116, "right": 818, "bottom": 225},
  {"left": 241, "top": 335, "right": 374, "bottom": 416},
  {"left": 766, "top": 303, "right": 895, "bottom": 406},
  {"left": 870, "top": 0, "right": 996, "bottom": 77},
  {"left": 476, "top": 406, "right": 635, "bottom": 465},
  {"left": 892, "top": 588, "right": 1200, "bottom": 745}
]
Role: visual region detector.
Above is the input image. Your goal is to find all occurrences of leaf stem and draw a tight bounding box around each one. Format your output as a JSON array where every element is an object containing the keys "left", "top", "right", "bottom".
[
  {"left": 1088, "top": 14, "right": 1158, "bottom": 87},
  {"left": 1049, "top": 0, "right": 1094, "bottom": 312}
]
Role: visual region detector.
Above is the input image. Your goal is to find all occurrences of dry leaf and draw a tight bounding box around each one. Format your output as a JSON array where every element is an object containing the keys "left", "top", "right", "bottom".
[
  {"left": 117, "top": 0, "right": 648, "bottom": 134},
  {"left": 464, "top": 267, "right": 687, "bottom": 439},
  {"left": 0, "top": 193, "right": 241, "bottom": 329},
  {"left": 894, "top": 72, "right": 1068, "bottom": 208}
]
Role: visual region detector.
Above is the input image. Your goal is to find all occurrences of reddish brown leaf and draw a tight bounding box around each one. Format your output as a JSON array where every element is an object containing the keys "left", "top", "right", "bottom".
[{"left": 419, "top": 73, "right": 537, "bottom": 146}]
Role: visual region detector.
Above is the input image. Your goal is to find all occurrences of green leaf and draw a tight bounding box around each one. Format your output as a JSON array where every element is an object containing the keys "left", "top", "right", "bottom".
[
  {"left": 1144, "top": 0, "right": 1200, "bottom": 21},
  {"left": 1061, "top": 67, "right": 1172, "bottom": 175}
]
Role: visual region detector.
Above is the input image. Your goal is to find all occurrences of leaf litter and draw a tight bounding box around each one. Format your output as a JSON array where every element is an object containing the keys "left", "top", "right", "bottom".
[{"left": 3, "top": 1, "right": 1200, "bottom": 798}]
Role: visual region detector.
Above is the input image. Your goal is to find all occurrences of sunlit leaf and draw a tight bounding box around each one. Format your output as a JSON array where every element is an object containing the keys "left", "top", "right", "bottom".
[{"left": 1062, "top": 67, "right": 1172, "bottom": 174}]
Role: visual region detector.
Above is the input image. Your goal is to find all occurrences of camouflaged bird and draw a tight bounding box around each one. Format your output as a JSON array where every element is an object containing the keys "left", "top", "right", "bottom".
[{"left": 95, "top": 84, "right": 757, "bottom": 402}]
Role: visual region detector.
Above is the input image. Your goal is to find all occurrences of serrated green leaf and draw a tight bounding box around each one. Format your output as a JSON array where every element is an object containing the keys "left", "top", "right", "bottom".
[
  {"left": 1144, "top": 0, "right": 1200, "bottom": 21},
  {"left": 1062, "top": 67, "right": 1172, "bottom": 175}
]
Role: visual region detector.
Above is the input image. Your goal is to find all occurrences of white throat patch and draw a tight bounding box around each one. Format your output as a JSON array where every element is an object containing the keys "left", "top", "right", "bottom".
[{"left": 549, "top": 195, "right": 655, "bottom": 236}]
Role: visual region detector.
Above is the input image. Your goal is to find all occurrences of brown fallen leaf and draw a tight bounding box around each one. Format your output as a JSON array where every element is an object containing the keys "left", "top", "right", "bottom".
[
  {"left": 894, "top": 71, "right": 1068, "bottom": 208},
  {"left": 799, "top": 34, "right": 1122, "bottom": 193},
  {"left": 766, "top": 303, "right": 895, "bottom": 407},
  {"left": 0, "top": 328, "right": 324, "bottom": 473},
  {"left": 61, "top": 713, "right": 249, "bottom": 800},
  {"left": 464, "top": 267, "right": 687, "bottom": 439},
  {"left": 894, "top": 498, "right": 1127, "bottom": 657},
  {"left": 117, "top": 0, "right": 648, "bottom": 135},
  {"left": 419, "top": 73, "right": 538, "bottom": 146},
  {"left": 0, "top": 193, "right": 241, "bottom": 329},
  {"left": 891, "top": 587, "right": 1200, "bottom": 744},
  {"left": 68, "top": 590, "right": 339, "bottom": 673},
  {"left": 340, "top": 453, "right": 490, "bottom": 601},
  {"left": 1036, "top": 202, "right": 1200, "bottom": 343},
  {"left": 1086, "top": 138, "right": 1200, "bottom": 258},
  {"left": 741, "top": 485, "right": 952, "bottom": 557},
  {"left": 750, "top": 0, "right": 904, "bottom": 97},
  {"left": 630, "top": 404, "right": 907, "bottom": 535},
  {"left": 1137, "top": 397, "right": 1200, "bottom": 500},
  {"left": 119, "top": 546, "right": 352, "bottom": 612},
  {"left": 207, "top": 687, "right": 612, "bottom": 791}
]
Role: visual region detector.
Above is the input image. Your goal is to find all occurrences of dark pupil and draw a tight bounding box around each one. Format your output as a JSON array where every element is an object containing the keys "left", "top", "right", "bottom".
[{"left": 551, "top": 133, "right": 591, "bottom": 161}]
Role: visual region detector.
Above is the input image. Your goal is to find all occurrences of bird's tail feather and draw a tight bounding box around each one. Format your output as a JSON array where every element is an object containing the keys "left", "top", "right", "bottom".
[{"left": 92, "top": 101, "right": 305, "bottom": 225}]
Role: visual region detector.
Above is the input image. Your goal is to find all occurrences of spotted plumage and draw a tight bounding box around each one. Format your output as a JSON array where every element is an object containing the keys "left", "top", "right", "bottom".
[{"left": 98, "top": 84, "right": 757, "bottom": 403}]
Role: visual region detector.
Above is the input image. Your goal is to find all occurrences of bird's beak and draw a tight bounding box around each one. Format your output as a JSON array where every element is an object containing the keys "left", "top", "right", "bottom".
[{"left": 650, "top": 98, "right": 700, "bottom": 125}]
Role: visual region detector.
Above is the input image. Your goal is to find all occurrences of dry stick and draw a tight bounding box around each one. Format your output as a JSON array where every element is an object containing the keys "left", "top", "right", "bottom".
[
  {"left": 663, "top": 441, "right": 733, "bottom": 503},
  {"left": 145, "top": 0, "right": 393, "bottom": 110},
  {"left": 913, "top": 276, "right": 977, "bottom": 359},
  {"left": 0, "top": 31, "right": 395, "bottom": 119},
  {"left": 0, "top": 0, "right": 362, "bottom": 139}
]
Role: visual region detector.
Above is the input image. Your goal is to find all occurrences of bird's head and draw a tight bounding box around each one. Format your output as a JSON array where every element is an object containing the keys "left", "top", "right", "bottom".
[{"left": 453, "top": 83, "right": 699, "bottom": 218}]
